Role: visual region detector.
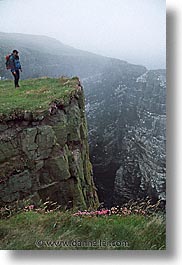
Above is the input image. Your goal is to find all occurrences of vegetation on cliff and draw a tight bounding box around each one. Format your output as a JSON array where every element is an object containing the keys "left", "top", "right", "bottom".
[
  {"left": 0, "top": 198, "right": 165, "bottom": 250},
  {"left": 0, "top": 209, "right": 165, "bottom": 250},
  {"left": 0, "top": 77, "right": 80, "bottom": 117}
]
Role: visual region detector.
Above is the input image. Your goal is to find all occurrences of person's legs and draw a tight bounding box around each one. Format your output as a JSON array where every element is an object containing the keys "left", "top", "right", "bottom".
[
  {"left": 15, "top": 70, "right": 20, "bottom": 87},
  {"left": 12, "top": 70, "right": 20, "bottom": 87},
  {"left": 12, "top": 72, "right": 16, "bottom": 87}
]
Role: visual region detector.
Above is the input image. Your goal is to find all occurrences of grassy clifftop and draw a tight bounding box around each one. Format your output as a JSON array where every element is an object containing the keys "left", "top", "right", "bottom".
[
  {"left": 0, "top": 77, "right": 80, "bottom": 117},
  {"left": 0, "top": 210, "right": 165, "bottom": 250}
]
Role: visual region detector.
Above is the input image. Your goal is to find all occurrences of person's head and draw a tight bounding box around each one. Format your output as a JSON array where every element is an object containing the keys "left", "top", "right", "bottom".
[{"left": 12, "top": 50, "right": 19, "bottom": 56}]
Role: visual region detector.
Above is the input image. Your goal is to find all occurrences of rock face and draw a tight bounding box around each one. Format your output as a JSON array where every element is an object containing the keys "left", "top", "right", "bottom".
[
  {"left": 0, "top": 80, "right": 98, "bottom": 209},
  {"left": 84, "top": 68, "right": 166, "bottom": 206}
]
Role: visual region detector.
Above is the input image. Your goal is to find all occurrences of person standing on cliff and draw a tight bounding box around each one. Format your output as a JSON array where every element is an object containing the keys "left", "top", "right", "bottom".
[{"left": 9, "top": 50, "right": 22, "bottom": 88}]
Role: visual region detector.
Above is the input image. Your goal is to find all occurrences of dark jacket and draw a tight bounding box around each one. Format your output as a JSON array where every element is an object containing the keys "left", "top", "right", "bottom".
[{"left": 9, "top": 54, "right": 22, "bottom": 72}]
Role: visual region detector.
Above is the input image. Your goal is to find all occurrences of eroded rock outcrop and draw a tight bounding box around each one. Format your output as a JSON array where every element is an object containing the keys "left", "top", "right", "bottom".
[{"left": 0, "top": 78, "right": 98, "bottom": 209}]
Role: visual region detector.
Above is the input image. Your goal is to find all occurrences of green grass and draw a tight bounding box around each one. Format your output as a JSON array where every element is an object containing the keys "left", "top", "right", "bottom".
[
  {"left": 0, "top": 211, "right": 166, "bottom": 250},
  {"left": 0, "top": 77, "right": 78, "bottom": 116}
]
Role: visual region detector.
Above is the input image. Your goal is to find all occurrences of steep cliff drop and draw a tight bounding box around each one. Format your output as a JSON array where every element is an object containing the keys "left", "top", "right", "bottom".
[
  {"left": 0, "top": 77, "right": 99, "bottom": 209},
  {"left": 84, "top": 69, "right": 166, "bottom": 206}
]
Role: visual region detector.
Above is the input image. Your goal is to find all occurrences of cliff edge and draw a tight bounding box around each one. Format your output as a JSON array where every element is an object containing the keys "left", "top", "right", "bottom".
[{"left": 0, "top": 77, "right": 99, "bottom": 209}]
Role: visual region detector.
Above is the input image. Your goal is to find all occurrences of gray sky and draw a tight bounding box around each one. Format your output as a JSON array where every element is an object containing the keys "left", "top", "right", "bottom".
[{"left": 0, "top": 0, "right": 166, "bottom": 69}]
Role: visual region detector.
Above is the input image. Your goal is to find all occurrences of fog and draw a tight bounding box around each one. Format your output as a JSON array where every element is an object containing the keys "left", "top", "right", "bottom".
[{"left": 0, "top": 0, "right": 166, "bottom": 69}]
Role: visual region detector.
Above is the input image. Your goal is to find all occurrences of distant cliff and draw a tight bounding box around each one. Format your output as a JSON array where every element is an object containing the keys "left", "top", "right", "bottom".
[
  {"left": 84, "top": 69, "right": 166, "bottom": 206},
  {"left": 0, "top": 32, "right": 112, "bottom": 80},
  {"left": 0, "top": 77, "right": 99, "bottom": 209}
]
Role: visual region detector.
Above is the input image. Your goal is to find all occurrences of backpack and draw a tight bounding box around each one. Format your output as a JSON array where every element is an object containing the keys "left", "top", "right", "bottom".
[{"left": 5, "top": 54, "right": 12, "bottom": 70}]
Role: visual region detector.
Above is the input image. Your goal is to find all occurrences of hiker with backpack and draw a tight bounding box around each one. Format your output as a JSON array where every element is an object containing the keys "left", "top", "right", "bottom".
[{"left": 6, "top": 50, "right": 22, "bottom": 88}]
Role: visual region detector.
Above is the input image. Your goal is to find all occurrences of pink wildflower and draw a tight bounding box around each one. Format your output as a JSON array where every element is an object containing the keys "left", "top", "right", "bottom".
[{"left": 28, "top": 205, "right": 34, "bottom": 210}]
